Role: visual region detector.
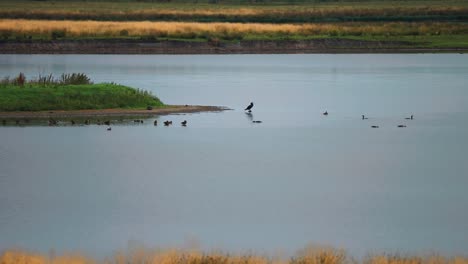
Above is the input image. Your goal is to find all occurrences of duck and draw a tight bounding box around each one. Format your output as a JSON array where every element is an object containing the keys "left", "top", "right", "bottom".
[
  {"left": 164, "top": 120, "right": 171, "bottom": 126},
  {"left": 362, "top": 115, "right": 368, "bottom": 120},
  {"left": 371, "top": 125, "right": 379, "bottom": 128},
  {"left": 323, "top": 111, "right": 328, "bottom": 116},
  {"left": 252, "top": 120, "right": 262, "bottom": 123},
  {"left": 154, "top": 120, "right": 158, "bottom": 126},
  {"left": 405, "top": 115, "right": 414, "bottom": 120},
  {"left": 397, "top": 125, "right": 407, "bottom": 128},
  {"left": 181, "top": 120, "right": 187, "bottom": 126},
  {"left": 107, "top": 127, "right": 112, "bottom": 131}
]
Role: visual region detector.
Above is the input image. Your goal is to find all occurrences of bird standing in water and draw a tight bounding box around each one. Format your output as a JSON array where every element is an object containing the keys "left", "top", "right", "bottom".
[{"left": 245, "top": 102, "right": 254, "bottom": 112}]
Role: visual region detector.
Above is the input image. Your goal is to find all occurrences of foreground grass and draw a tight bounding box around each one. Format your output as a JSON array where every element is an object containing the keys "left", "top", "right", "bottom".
[
  {"left": 1, "top": 247, "right": 468, "bottom": 264},
  {"left": 1, "top": 0, "right": 468, "bottom": 23},
  {"left": 0, "top": 83, "right": 163, "bottom": 111}
]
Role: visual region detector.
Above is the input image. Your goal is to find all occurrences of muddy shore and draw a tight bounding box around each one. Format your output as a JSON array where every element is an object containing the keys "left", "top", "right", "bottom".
[
  {"left": 0, "top": 105, "right": 229, "bottom": 119},
  {"left": 2, "top": 39, "right": 467, "bottom": 54}
]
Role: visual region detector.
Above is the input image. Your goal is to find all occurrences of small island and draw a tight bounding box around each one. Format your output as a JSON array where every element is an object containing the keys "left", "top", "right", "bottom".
[{"left": 0, "top": 73, "right": 227, "bottom": 120}]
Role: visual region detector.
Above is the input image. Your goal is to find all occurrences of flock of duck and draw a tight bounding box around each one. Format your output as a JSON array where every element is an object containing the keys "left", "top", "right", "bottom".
[
  {"left": 1, "top": 102, "right": 414, "bottom": 129},
  {"left": 322, "top": 110, "right": 414, "bottom": 128},
  {"left": 0, "top": 118, "right": 188, "bottom": 130},
  {"left": 247, "top": 102, "right": 414, "bottom": 128}
]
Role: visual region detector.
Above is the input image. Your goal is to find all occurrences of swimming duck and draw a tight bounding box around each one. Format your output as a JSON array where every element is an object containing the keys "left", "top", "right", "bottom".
[
  {"left": 154, "top": 120, "right": 158, "bottom": 126},
  {"left": 181, "top": 120, "right": 187, "bottom": 126},
  {"left": 371, "top": 125, "right": 379, "bottom": 128},
  {"left": 252, "top": 120, "right": 262, "bottom": 123},
  {"left": 405, "top": 115, "right": 414, "bottom": 120},
  {"left": 323, "top": 111, "right": 328, "bottom": 116},
  {"left": 107, "top": 127, "right": 112, "bottom": 131},
  {"left": 397, "top": 125, "right": 407, "bottom": 128},
  {"left": 362, "top": 115, "right": 368, "bottom": 120}
]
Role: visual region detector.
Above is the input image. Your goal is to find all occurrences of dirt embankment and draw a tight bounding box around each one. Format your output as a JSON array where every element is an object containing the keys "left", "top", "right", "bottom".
[
  {"left": 2, "top": 39, "right": 467, "bottom": 54},
  {"left": 0, "top": 105, "right": 229, "bottom": 119}
]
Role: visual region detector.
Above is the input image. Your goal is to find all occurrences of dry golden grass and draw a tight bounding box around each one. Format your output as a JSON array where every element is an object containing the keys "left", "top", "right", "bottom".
[
  {"left": 1, "top": 19, "right": 468, "bottom": 39},
  {"left": 2, "top": 247, "right": 467, "bottom": 264},
  {"left": 364, "top": 255, "right": 468, "bottom": 264}
]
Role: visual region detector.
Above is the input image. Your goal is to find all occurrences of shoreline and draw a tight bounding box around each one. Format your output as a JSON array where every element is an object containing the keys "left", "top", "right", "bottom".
[
  {"left": 1, "top": 39, "right": 467, "bottom": 54},
  {"left": 0, "top": 105, "right": 230, "bottom": 119}
]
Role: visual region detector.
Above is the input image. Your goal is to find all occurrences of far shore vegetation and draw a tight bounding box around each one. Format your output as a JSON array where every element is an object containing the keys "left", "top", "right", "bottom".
[
  {"left": 1, "top": 246, "right": 468, "bottom": 264},
  {"left": 1, "top": 20, "right": 468, "bottom": 48},
  {"left": 0, "top": 0, "right": 468, "bottom": 49},
  {"left": 1, "top": 0, "right": 468, "bottom": 23},
  {"left": 0, "top": 73, "right": 164, "bottom": 111}
]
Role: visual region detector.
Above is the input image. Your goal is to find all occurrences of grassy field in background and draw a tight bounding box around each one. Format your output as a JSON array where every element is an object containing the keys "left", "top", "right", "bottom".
[
  {"left": 1, "top": 0, "right": 468, "bottom": 22},
  {"left": 1, "top": 0, "right": 467, "bottom": 50},
  {"left": 1, "top": 247, "right": 468, "bottom": 264},
  {"left": 2, "top": 19, "right": 468, "bottom": 48}
]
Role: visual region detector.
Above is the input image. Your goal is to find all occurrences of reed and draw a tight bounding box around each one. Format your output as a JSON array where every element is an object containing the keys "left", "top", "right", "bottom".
[
  {"left": 1, "top": 19, "right": 467, "bottom": 41},
  {"left": 1, "top": 247, "right": 468, "bottom": 264}
]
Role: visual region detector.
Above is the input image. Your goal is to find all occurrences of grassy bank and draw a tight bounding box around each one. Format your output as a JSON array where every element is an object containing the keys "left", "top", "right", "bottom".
[
  {"left": 1, "top": 247, "right": 468, "bottom": 264},
  {"left": 1, "top": 0, "right": 468, "bottom": 23},
  {"left": 0, "top": 73, "right": 163, "bottom": 111}
]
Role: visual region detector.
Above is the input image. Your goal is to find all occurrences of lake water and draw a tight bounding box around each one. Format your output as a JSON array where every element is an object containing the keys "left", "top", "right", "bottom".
[{"left": 1, "top": 54, "right": 468, "bottom": 258}]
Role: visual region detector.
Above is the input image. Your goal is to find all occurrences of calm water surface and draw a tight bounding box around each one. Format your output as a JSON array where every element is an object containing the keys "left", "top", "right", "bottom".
[{"left": 1, "top": 54, "right": 468, "bottom": 257}]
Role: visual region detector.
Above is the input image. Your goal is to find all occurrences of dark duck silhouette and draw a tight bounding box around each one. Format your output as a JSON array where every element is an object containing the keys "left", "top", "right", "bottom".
[
  {"left": 164, "top": 120, "right": 172, "bottom": 126},
  {"left": 371, "top": 125, "right": 379, "bottom": 128},
  {"left": 398, "top": 125, "right": 407, "bottom": 128},
  {"left": 107, "top": 127, "right": 112, "bottom": 131},
  {"left": 362, "top": 115, "right": 368, "bottom": 120},
  {"left": 181, "top": 120, "right": 187, "bottom": 126},
  {"left": 405, "top": 115, "right": 414, "bottom": 120},
  {"left": 323, "top": 111, "right": 328, "bottom": 116},
  {"left": 154, "top": 120, "right": 158, "bottom": 126},
  {"left": 245, "top": 102, "right": 254, "bottom": 112}
]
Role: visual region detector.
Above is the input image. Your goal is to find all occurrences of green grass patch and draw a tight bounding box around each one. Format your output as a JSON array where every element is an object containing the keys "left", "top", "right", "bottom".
[{"left": 0, "top": 83, "right": 164, "bottom": 111}]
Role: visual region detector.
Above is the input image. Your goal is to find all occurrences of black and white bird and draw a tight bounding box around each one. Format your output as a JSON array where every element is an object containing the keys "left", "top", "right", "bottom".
[
  {"left": 181, "top": 120, "right": 187, "bottom": 126},
  {"left": 245, "top": 102, "right": 254, "bottom": 112}
]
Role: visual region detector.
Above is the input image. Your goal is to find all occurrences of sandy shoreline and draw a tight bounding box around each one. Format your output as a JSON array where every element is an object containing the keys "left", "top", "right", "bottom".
[
  {"left": 1, "top": 39, "right": 467, "bottom": 54},
  {"left": 0, "top": 105, "right": 230, "bottom": 119}
]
